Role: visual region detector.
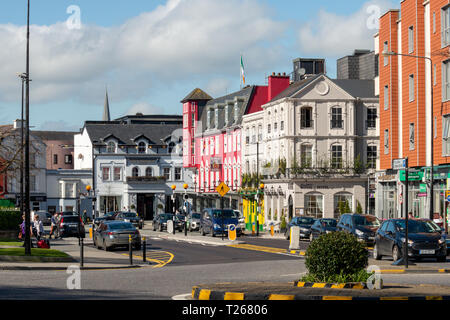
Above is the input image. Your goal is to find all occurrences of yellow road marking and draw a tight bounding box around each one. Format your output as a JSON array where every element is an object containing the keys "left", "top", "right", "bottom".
[
  {"left": 228, "top": 243, "right": 287, "bottom": 254},
  {"left": 121, "top": 250, "right": 174, "bottom": 268},
  {"left": 323, "top": 296, "right": 353, "bottom": 300}
]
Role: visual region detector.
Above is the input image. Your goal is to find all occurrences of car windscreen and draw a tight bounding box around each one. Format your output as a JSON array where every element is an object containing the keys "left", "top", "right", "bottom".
[
  {"left": 298, "top": 217, "right": 315, "bottom": 225},
  {"left": 321, "top": 219, "right": 337, "bottom": 227},
  {"left": 212, "top": 210, "right": 237, "bottom": 219},
  {"left": 354, "top": 216, "right": 380, "bottom": 227},
  {"left": 160, "top": 214, "right": 174, "bottom": 221},
  {"left": 394, "top": 220, "right": 437, "bottom": 233},
  {"left": 109, "top": 223, "right": 134, "bottom": 230},
  {"left": 123, "top": 212, "right": 138, "bottom": 218},
  {"left": 423, "top": 220, "right": 442, "bottom": 232},
  {"left": 192, "top": 213, "right": 201, "bottom": 219},
  {"left": 62, "top": 216, "right": 80, "bottom": 223}
]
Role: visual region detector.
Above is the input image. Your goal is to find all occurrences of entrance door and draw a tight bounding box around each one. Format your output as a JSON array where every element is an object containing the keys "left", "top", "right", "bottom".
[{"left": 137, "top": 194, "right": 154, "bottom": 220}]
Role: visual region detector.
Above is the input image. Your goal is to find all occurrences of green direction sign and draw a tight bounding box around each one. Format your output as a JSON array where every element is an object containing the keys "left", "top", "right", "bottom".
[{"left": 399, "top": 170, "right": 423, "bottom": 182}]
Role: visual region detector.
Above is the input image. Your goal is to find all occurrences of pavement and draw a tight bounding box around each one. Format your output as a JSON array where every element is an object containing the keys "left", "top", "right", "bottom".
[{"left": 2, "top": 223, "right": 450, "bottom": 300}]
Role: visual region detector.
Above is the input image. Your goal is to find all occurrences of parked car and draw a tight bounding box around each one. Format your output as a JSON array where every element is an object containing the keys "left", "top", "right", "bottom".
[
  {"left": 309, "top": 218, "right": 338, "bottom": 241},
  {"left": 59, "top": 215, "right": 85, "bottom": 238},
  {"left": 153, "top": 213, "right": 183, "bottom": 232},
  {"left": 337, "top": 214, "right": 380, "bottom": 245},
  {"left": 187, "top": 212, "right": 201, "bottom": 232},
  {"left": 285, "top": 216, "right": 316, "bottom": 240},
  {"left": 93, "top": 221, "right": 141, "bottom": 251},
  {"left": 60, "top": 211, "right": 79, "bottom": 216},
  {"left": 374, "top": 219, "right": 447, "bottom": 262},
  {"left": 114, "top": 211, "right": 144, "bottom": 229},
  {"left": 93, "top": 211, "right": 119, "bottom": 227},
  {"left": 200, "top": 208, "right": 241, "bottom": 237}
]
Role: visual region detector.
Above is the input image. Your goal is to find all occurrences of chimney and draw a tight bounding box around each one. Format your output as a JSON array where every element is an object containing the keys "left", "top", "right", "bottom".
[
  {"left": 268, "top": 72, "right": 290, "bottom": 101},
  {"left": 13, "top": 119, "right": 25, "bottom": 129}
]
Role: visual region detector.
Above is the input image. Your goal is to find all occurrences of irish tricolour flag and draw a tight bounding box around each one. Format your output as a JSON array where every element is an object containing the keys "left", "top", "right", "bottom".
[{"left": 240, "top": 55, "right": 245, "bottom": 86}]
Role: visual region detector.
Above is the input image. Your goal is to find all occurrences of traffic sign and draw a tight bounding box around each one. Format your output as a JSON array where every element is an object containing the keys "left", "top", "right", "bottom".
[
  {"left": 228, "top": 224, "right": 237, "bottom": 241},
  {"left": 393, "top": 158, "right": 407, "bottom": 170},
  {"left": 216, "top": 182, "right": 230, "bottom": 197},
  {"left": 446, "top": 190, "right": 450, "bottom": 202}
]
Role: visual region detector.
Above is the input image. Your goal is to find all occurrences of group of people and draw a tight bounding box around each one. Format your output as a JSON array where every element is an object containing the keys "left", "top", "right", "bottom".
[{"left": 18, "top": 212, "right": 61, "bottom": 244}]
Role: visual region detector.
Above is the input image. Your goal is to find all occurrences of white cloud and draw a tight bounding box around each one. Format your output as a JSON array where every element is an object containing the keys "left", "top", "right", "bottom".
[
  {"left": 0, "top": 0, "right": 286, "bottom": 106},
  {"left": 126, "top": 102, "right": 163, "bottom": 116},
  {"left": 297, "top": 0, "right": 396, "bottom": 57}
]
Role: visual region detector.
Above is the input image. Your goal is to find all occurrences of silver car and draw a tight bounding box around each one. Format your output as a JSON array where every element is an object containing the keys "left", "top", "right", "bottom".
[
  {"left": 187, "top": 212, "right": 201, "bottom": 232},
  {"left": 93, "top": 221, "right": 141, "bottom": 251}
]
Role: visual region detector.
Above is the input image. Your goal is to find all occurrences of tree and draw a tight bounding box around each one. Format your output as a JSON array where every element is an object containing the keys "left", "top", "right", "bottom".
[{"left": 356, "top": 201, "right": 363, "bottom": 214}]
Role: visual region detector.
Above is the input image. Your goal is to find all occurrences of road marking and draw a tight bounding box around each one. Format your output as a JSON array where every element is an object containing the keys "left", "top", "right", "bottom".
[
  {"left": 121, "top": 250, "right": 174, "bottom": 268},
  {"left": 228, "top": 243, "right": 287, "bottom": 254}
]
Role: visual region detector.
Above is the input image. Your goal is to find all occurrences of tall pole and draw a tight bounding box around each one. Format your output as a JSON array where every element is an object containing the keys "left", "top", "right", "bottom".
[
  {"left": 24, "top": 0, "right": 31, "bottom": 255},
  {"left": 20, "top": 76, "right": 24, "bottom": 224}
]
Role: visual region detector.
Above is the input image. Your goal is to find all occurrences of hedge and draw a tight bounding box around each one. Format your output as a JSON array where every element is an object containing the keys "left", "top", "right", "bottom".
[{"left": 0, "top": 210, "right": 22, "bottom": 231}]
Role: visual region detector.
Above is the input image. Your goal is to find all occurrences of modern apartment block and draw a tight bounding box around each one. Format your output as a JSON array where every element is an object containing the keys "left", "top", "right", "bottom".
[{"left": 375, "top": 0, "right": 450, "bottom": 220}]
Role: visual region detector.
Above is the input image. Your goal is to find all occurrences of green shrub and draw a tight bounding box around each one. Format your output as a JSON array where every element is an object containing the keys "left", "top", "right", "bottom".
[
  {"left": 305, "top": 232, "right": 368, "bottom": 282},
  {"left": 0, "top": 210, "right": 22, "bottom": 231},
  {"left": 299, "top": 269, "right": 373, "bottom": 284}
]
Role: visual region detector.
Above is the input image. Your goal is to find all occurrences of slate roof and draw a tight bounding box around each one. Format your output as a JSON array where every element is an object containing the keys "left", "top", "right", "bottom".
[
  {"left": 270, "top": 75, "right": 320, "bottom": 102},
  {"left": 33, "top": 131, "right": 78, "bottom": 141},
  {"left": 197, "top": 86, "right": 255, "bottom": 135},
  {"left": 84, "top": 122, "right": 182, "bottom": 146},
  {"left": 181, "top": 88, "right": 213, "bottom": 103}
]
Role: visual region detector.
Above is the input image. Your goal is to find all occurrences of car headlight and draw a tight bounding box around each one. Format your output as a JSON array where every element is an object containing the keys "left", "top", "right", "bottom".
[
  {"left": 213, "top": 224, "right": 220, "bottom": 229},
  {"left": 124, "top": 219, "right": 130, "bottom": 222},
  {"left": 439, "top": 238, "right": 446, "bottom": 245},
  {"left": 400, "top": 237, "right": 414, "bottom": 245},
  {"left": 355, "top": 229, "right": 364, "bottom": 237}
]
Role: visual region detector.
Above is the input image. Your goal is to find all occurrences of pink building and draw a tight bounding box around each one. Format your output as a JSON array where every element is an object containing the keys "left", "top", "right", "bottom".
[
  {"left": 33, "top": 131, "right": 76, "bottom": 170},
  {"left": 182, "top": 74, "right": 290, "bottom": 210}
]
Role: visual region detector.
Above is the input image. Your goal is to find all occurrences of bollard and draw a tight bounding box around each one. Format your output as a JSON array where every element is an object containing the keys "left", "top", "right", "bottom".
[
  {"left": 80, "top": 237, "right": 84, "bottom": 268},
  {"left": 184, "top": 218, "right": 187, "bottom": 237},
  {"left": 142, "top": 236, "right": 146, "bottom": 263},
  {"left": 129, "top": 234, "right": 133, "bottom": 266}
]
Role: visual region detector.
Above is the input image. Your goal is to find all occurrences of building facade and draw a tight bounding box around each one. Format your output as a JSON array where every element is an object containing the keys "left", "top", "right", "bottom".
[{"left": 376, "top": 0, "right": 450, "bottom": 220}]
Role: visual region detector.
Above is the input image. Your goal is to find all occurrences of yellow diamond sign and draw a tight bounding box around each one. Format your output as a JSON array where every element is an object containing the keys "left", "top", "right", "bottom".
[{"left": 216, "top": 182, "right": 230, "bottom": 197}]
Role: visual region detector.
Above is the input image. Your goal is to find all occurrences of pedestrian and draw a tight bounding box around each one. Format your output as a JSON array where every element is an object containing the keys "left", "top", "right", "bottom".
[
  {"left": 49, "top": 213, "right": 59, "bottom": 239},
  {"left": 18, "top": 214, "right": 25, "bottom": 242},
  {"left": 408, "top": 212, "right": 414, "bottom": 219},
  {"left": 82, "top": 210, "right": 87, "bottom": 224},
  {"left": 31, "top": 214, "right": 44, "bottom": 241}
]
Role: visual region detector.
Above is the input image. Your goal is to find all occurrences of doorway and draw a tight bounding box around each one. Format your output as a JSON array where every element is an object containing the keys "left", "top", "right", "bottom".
[{"left": 137, "top": 194, "right": 154, "bottom": 220}]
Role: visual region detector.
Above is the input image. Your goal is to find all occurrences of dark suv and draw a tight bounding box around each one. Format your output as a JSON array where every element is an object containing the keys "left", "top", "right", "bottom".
[
  {"left": 337, "top": 214, "right": 380, "bottom": 245},
  {"left": 374, "top": 219, "right": 447, "bottom": 262},
  {"left": 59, "top": 215, "right": 86, "bottom": 238}
]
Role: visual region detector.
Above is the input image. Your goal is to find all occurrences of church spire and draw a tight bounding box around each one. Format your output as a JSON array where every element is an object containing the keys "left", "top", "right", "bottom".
[{"left": 103, "top": 88, "right": 111, "bottom": 121}]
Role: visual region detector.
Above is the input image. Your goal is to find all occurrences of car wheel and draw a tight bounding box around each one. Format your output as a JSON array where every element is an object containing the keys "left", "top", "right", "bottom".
[
  {"left": 373, "top": 243, "right": 382, "bottom": 260},
  {"left": 103, "top": 240, "right": 110, "bottom": 251},
  {"left": 392, "top": 245, "right": 401, "bottom": 262}
]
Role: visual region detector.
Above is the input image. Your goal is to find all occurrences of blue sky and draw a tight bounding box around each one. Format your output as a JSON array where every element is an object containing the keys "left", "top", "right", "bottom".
[{"left": 0, "top": 0, "right": 398, "bottom": 131}]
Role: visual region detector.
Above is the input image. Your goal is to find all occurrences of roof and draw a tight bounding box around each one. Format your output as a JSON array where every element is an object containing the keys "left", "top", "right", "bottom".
[
  {"left": 330, "top": 79, "right": 376, "bottom": 98},
  {"left": 198, "top": 86, "right": 255, "bottom": 134},
  {"left": 32, "top": 131, "right": 78, "bottom": 141},
  {"left": 84, "top": 122, "right": 182, "bottom": 145},
  {"left": 181, "top": 88, "right": 213, "bottom": 103},
  {"left": 270, "top": 76, "right": 320, "bottom": 102}
]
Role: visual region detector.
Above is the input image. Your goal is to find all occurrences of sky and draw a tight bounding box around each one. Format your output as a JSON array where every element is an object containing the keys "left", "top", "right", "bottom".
[{"left": 0, "top": 0, "right": 399, "bottom": 132}]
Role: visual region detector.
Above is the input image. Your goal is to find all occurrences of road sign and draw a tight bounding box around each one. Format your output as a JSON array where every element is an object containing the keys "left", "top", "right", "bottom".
[
  {"left": 216, "top": 182, "right": 230, "bottom": 197},
  {"left": 393, "top": 158, "right": 407, "bottom": 170},
  {"left": 228, "top": 224, "right": 237, "bottom": 241},
  {"left": 446, "top": 190, "right": 450, "bottom": 202}
]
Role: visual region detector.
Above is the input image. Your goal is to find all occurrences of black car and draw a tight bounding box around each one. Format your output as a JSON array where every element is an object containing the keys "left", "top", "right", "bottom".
[
  {"left": 153, "top": 213, "right": 183, "bottom": 232},
  {"left": 59, "top": 215, "right": 86, "bottom": 238},
  {"left": 114, "top": 211, "right": 144, "bottom": 229},
  {"left": 285, "top": 216, "right": 316, "bottom": 240},
  {"left": 93, "top": 211, "right": 119, "bottom": 227},
  {"left": 309, "top": 218, "right": 338, "bottom": 241},
  {"left": 374, "top": 219, "right": 447, "bottom": 262},
  {"left": 337, "top": 214, "right": 380, "bottom": 245}
]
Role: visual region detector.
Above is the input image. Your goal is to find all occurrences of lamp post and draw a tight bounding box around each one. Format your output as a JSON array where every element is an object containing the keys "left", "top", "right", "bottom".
[
  {"left": 171, "top": 185, "right": 176, "bottom": 234},
  {"left": 183, "top": 183, "right": 188, "bottom": 236},
  {"left": 382, "top": 50, "right": 434, "bottom": 220},
  {"left": 24, "top": 0, "right": 31, "bottom": 255}
]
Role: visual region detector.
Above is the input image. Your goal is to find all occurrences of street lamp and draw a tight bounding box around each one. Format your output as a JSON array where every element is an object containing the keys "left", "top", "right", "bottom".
[{"left": 382, "top": 50, "right": 434, "bottom": 220}]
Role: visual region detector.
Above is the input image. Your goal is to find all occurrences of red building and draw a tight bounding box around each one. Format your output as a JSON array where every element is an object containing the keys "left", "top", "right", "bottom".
[{"left": 182, "top": 74, "right": 290, "bottom": 210}]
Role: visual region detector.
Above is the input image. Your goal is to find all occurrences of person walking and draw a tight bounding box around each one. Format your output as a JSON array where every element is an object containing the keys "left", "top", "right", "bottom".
[
  {"left": 31, "top": 214, "right": 44, "bottom": 241},
  {"left": 49, "top": 213, "right": 59, "bottom": 239}
]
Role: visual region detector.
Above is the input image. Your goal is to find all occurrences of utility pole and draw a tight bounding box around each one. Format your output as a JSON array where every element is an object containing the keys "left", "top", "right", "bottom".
[{"left": 24, "top": 0, "right": 31, "bottom": 255}]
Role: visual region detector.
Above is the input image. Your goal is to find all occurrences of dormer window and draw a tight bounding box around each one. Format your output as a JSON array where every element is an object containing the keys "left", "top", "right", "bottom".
[
  {"left": 207, "top": 109, "right": 212, "bottom": 129},
  {"left": 234, "top": 101, "right": 239, "bottom": 123},
  {"left": 138, "top": 142, "right": 146, "bottom": 154},
  {"left": 107, "top": 141, "right": 116, "bottom": 153},
  {"left": 215, "top": 108, "right": 219, "bottom": 128}
]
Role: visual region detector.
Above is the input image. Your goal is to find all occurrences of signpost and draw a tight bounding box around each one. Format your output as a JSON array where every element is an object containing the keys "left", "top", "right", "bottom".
[
  {"left": 445, "top": 191, "right": 450, "bottom": 234},
  {"left": 216, "top": 182, "right": 230, "bottom": 241}
]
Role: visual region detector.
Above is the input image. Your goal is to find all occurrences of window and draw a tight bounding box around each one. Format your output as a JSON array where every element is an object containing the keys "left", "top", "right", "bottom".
[
  {"left": 168, "top": 142, "right": 176, "bottom": 153},
  {"left": 64, "top": 154, "right": 73, "bottom": 164},
  {"left": 331, "top": 145, "right": 343, "bottom": 169},
  {"left": 383, "top": 41, "right": 389, "bottom": 66},
  {"left": 367, "top": 146, "right": 377, "bottom": 169},
  {"left": 114, "top": 167, "right": 122, "bottom": 181},
  {"left": 145, "top": 167, "right": 153, "bottom": 177},
  {"left": 138, "top": 142, "right": 146, "bottom": 154},
  {"left": 367, "top": 108, "right": 377, "bottom": 129},
  {"left": 53, "top": 154, "right": 58, "bottom": 165},
  {"left": 163, "top": 168, "right": 171, "bottom": 180},
  {"left": 274, "top": 122, "right": 277, "bottom": 132},
  {"left": 331, "top": 107, "right": 343, "bottom": 129},
  {"left": 30, "top": 175, "right": 36, "bottom": 192},
  {"left": 251, "top": 126, "right": 256, "bottom": 143},
  {"left": 267, "top": 124, "right": 271, "bottom": 134},
  {"left": 102, "top": 167, "right": 110, "bottom": 181},
  {"left": 65, "top": 182, "right": 73, "bottom": 198},
  {"left": 384, "top": 85, "right": 389, "bottom": 109},
  {"left": 107, "top": 141, "right": 116, "bottom": 153},
  {"left": 300, "top": 144, "right": 312, "bottom": 168},
  {"left": 280, "top": 121, "right": 284, "bottom": 132},
  {"left": 409, "top": 123, "right": 415, "bottom": 150},
  {"left": 132, "top": 167, "right": 139, "bottom": 177},
  {"left": 408, "top": 26, "right": 414, "bottom": 53},
  {"left": 214, "top": 108, "right": 219, "bottom": 128},
  {"left": 334, "top": 193, "right": 353, "bottom": 216},
  {"left": 442, "top": 6, "right": 450, "bottom": 47},
  {"left": 207, "top": 109, "right": 212, "bottom": 129},
  {"left": 301, "top": 107, "right": 313, "bottom": 128},
  {"left": 443, "top": 115, "right": 450, "bottom": 155},
  {"left": 433, "top": 12, "right": 436, "bottom": 34},
  {"left": 305, "top": 194, "right": 323, "bottom": 218},
  {"left": 384, "top": 129, "right": 389, "bottom": 155},
  {"left": 442, "top": 60, "right": 450, "bottom": 101},
  {"left": 409, "top": 74, "right": 414, "bottom": 102},
  {"left": 175, "top": 168, "right": 182, "bottom": 181},
  {"left": 234, "top": 102, "right": 239, "bottom": 123},
  {"left": 258, "top": 124, "right": 263, "bottom": 141}
]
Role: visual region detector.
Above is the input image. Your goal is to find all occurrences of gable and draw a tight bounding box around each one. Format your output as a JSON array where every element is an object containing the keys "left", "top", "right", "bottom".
[{"left": 292, "top": 76, "right": 355, "bottom": 101}]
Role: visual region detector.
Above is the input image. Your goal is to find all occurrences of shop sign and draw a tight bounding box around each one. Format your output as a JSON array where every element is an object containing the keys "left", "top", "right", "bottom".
[{"left": 399, "top": 170, "right": 423, "bottom": 182}]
